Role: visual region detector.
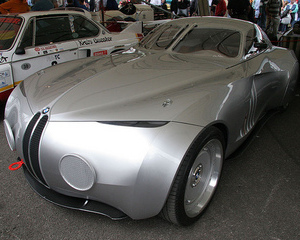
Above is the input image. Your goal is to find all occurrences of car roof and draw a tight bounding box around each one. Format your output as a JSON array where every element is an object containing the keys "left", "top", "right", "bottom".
[
  {"left": 0, "top": 9, "right": 90, "bottom": 20},
  {"left": 166, "top": 16, "right": 256, "bottom": 34}
]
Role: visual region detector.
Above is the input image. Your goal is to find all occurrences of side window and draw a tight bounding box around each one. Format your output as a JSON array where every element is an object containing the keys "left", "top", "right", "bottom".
[
  {"left": 259, "top": 28, "right": 272, "bottom": 46},
  {"left": 245, "top": 26, "right": 270, "bottom": 59},
  {"left": 217, "top": 32, "right": 240, "bottom": 57},
  {"left": 0, "top": 17, "right": 22, "bottom": 50},
  {"left": 245, "top": 28, "right": 256, "bottom": 55},
  {"left": 35, "top": 16, "right": 73, "bottom": 46},
  {"left": 72, "top": 15, "right": 99, "bottom": 39},
  {"left": 19, "top": 19, "right": 33, "bottom": 49}
]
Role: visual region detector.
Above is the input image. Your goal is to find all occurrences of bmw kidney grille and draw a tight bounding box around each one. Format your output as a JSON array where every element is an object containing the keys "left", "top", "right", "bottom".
[{"left": 23, "top": 112, "right": 48, "bottom": 186}]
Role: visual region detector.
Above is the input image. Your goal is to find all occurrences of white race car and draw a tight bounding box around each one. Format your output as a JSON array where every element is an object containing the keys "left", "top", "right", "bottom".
[{"left": 0, "top": 10, "right": 142, "bottom": 102}]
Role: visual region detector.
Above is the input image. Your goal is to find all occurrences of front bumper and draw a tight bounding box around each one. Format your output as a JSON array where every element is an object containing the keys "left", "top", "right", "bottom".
[{"left": 23, "top": 166, "right": 127, "bottom": 220}]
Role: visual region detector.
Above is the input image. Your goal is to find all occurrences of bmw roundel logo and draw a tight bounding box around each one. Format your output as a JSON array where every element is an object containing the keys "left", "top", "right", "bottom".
[{"left": 42, "top": 107, "right": 50, "bottom": 114}]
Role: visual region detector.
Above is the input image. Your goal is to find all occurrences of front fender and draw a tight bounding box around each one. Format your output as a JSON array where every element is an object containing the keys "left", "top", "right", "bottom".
[{"left": 39, "top": 121, "right": 202, "bottom": 219}]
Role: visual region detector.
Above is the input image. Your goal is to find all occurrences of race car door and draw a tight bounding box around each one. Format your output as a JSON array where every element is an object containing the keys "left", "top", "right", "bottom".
[{"left": 11, "top": 15, "right": 85, "bottom": 85}]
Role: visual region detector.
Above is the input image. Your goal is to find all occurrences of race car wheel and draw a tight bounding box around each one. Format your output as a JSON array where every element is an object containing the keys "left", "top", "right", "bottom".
[{"left": 161, "top": 127, "right": 225, "bottom": 225}]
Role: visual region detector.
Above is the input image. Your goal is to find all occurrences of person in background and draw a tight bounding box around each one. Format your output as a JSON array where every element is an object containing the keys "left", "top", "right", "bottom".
[
  {"left": 74, "top": 0, "right": 88, "bottom": 10},
  {"left": 31, "top": 0, "right": 54, "bottom": 10},
  {"left": 190, "top": 0, "right": 198, "bottom": 16},
  {"left": 171, "top": 0, "right": 178, "bottom": 16},
  {"left": 279, "top": 0, "right": 291, "bottom": 32},
  {"left": 161, "top": 0, "right": 169, "bottom": 17},
  {"left": 151, "top": 0, "right": 162, "bottom": 5},
  {"left": 210, "top": 0, "right": 219, "bottom": 15},
  {"left": 227, "top": 0, "right": 251, "bottom": 20},
  {"left": 177, "top": 0, "right": 189, "bottom": 16},
  {"left": 297, "top": 0, "right": 300, "bottom": 21},
  {"left": 289, "top": 0, "right": 298, "bottom": 26},
  {"left": 266, "top": 0, "right": 282, "bottom": 42},
  {"left": 66, "top": 0, "right": 74, "bottom": 7},
  {"left": 50, "top": 0, "right": 58, "bottom": 8},
  {"left": 161, "top": 0, "right": 168, "bottom": 11},
  {"left": 251, "top": 0, "right": 261, "bottom": 22},
  {"left": 215, "top": 0, "right": 226, "bottom": 16},
  {"left": 106, "top": 0, "right": 118, "bottom": 10},
  {"left": 0, "top": 0, "right": 30, "bottom": 14},
  {"left": 257, "top": 0, "right": 267, "bottom": 30}
]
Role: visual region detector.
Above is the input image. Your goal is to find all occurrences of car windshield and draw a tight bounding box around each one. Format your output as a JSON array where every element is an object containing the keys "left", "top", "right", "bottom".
[
  {"left": 140, "top": 24, "right": 187, "bottom": 50},
  {"left": 173, "top": 27, "right": 241, "bottom": 57},
  {"left": 0, "top": 16, "right": 22, "bottom": 50}
]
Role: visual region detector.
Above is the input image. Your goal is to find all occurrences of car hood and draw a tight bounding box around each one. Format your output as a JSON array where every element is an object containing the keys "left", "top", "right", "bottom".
[{"left": 23, "top": 49, "right": 239, "bottom": 122}]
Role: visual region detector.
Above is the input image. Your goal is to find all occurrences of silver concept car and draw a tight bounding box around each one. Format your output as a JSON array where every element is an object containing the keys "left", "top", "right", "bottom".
[{"left": 4, "top": 17, "right": 298, "bottom": 225}]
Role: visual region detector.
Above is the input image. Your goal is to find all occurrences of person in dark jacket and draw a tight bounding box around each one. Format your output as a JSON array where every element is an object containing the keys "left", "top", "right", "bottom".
[
  {"left": 74, "top": 0, "right": 88, "bottom": 10},
  {"left": 66, "top": 0, "right": 74, "bottom": 7},
  {"left": 106, "top": 0, "right": 118, "bottom": 10},
  {"left": 171, "top": 0, "right": 189, "bottom": 17},
  {"left": 31, "top": 0, "right": 54, "bottom": 11},
  {"left": 227, "top": 0, "right": 251, "bottom": 20},
  {"left": 257, "top": 0, "right": 268, "bottom": 30},
  {"left": 177, "top": 0, "right": 189, "bottom": 16},
  {"left": 265, "top": 0, "right": 282, "bottom": 43}
]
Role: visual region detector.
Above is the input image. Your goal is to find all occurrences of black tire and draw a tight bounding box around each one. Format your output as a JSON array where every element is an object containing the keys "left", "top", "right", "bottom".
[{"left": 161, "top": 126, "right": 225, "bottom": 226}]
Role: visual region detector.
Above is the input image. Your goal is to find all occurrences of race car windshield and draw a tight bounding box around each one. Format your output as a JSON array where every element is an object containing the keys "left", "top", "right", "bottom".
[
  {"left": 0, "top": 17, "right": 22, "bottom": 50},
  {"left": 173, "top": 27, "right": 241, "bottom": 57}
]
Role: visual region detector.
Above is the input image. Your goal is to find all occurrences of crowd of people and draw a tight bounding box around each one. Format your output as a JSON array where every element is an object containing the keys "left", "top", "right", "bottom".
[
  {"left": 167, "top": 0, "right": 299, "bottom": 41},
  {"left": 0, "top": 0, "right": 90, "bottom": 14},
  {"left": 146, "top": 0, "right": 299, "bottom": 39},
  {"left": 0, "top": 0, "right": 298, "bottom": 38}
]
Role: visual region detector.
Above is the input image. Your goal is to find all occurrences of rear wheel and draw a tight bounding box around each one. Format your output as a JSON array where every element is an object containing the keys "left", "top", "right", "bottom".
[{"left": 161, "top": 127, "right": 225, "bottom": 225}]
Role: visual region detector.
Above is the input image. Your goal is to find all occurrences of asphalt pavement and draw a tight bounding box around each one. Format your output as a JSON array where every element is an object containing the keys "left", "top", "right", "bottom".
[{"left": 0, "top": 86, "right": 300, "bottom": 240}]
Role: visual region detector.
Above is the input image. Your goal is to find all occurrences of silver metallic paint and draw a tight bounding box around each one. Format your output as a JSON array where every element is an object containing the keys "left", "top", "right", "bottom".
[
  {"left": 40, "top": 121, "right": 202, "bottom": 219},
  {"left": 4, "top": 17, "right": 299, "bottom": 220}
]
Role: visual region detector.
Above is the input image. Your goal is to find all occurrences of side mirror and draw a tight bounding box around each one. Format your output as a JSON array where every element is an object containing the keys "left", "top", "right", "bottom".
[
  {"left": 15, "top": 47, "right": 25, "bottom": 55},
  {"left": 254, "top": 42, "right": 268, "bottom": 50}
]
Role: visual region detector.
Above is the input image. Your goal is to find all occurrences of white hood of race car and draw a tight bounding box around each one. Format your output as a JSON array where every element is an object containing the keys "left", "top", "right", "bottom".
[{"left": 23, "top": 49, "right": 238, "bottom": 122}]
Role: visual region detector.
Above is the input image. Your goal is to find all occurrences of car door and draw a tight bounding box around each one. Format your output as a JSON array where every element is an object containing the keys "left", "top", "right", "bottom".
[{"left": 11, "top": 15, "right": 80, "bottom": 85}]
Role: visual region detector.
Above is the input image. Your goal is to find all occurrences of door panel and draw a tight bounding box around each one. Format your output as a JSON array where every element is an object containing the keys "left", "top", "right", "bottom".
[
  {"left": 11, "top": 15, "right": 80, "bottom": 83},
  {"left": 12, "top": 43, "right": 79, "bottom": 83}
]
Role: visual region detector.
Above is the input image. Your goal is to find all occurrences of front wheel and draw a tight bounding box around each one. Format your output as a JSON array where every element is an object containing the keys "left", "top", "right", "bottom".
[{"left": 161, "top": 127, "right": 225, "bottom": 225}]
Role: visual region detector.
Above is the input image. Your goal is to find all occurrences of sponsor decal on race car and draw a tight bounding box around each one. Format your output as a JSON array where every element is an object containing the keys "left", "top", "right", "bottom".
[
  {"left": 35, "top": 45, "right": 59, "bottom": 54},
  {"left": 79, "top": 39, "right": 93, "bottom": 46},
  {"left": 21, "top": 63, "right": 31, "bottom": 70},
  {"left": 46, "top": 54, "right": 61, "bottom": 65},
  {"left": 93, "top": 37, "right": 112, "bottom": 43},
  {"left": 0, "top": 54, "right": 8, "bottom": 63},
  {"left": 0, "top": 70, "right": 10, "bottom": 89},
  {"left": 93, "top": 50, "right": 107, "bottom": 56},
  {"left": 79, "top": 37, "right": 112, "bottom": 46}
]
